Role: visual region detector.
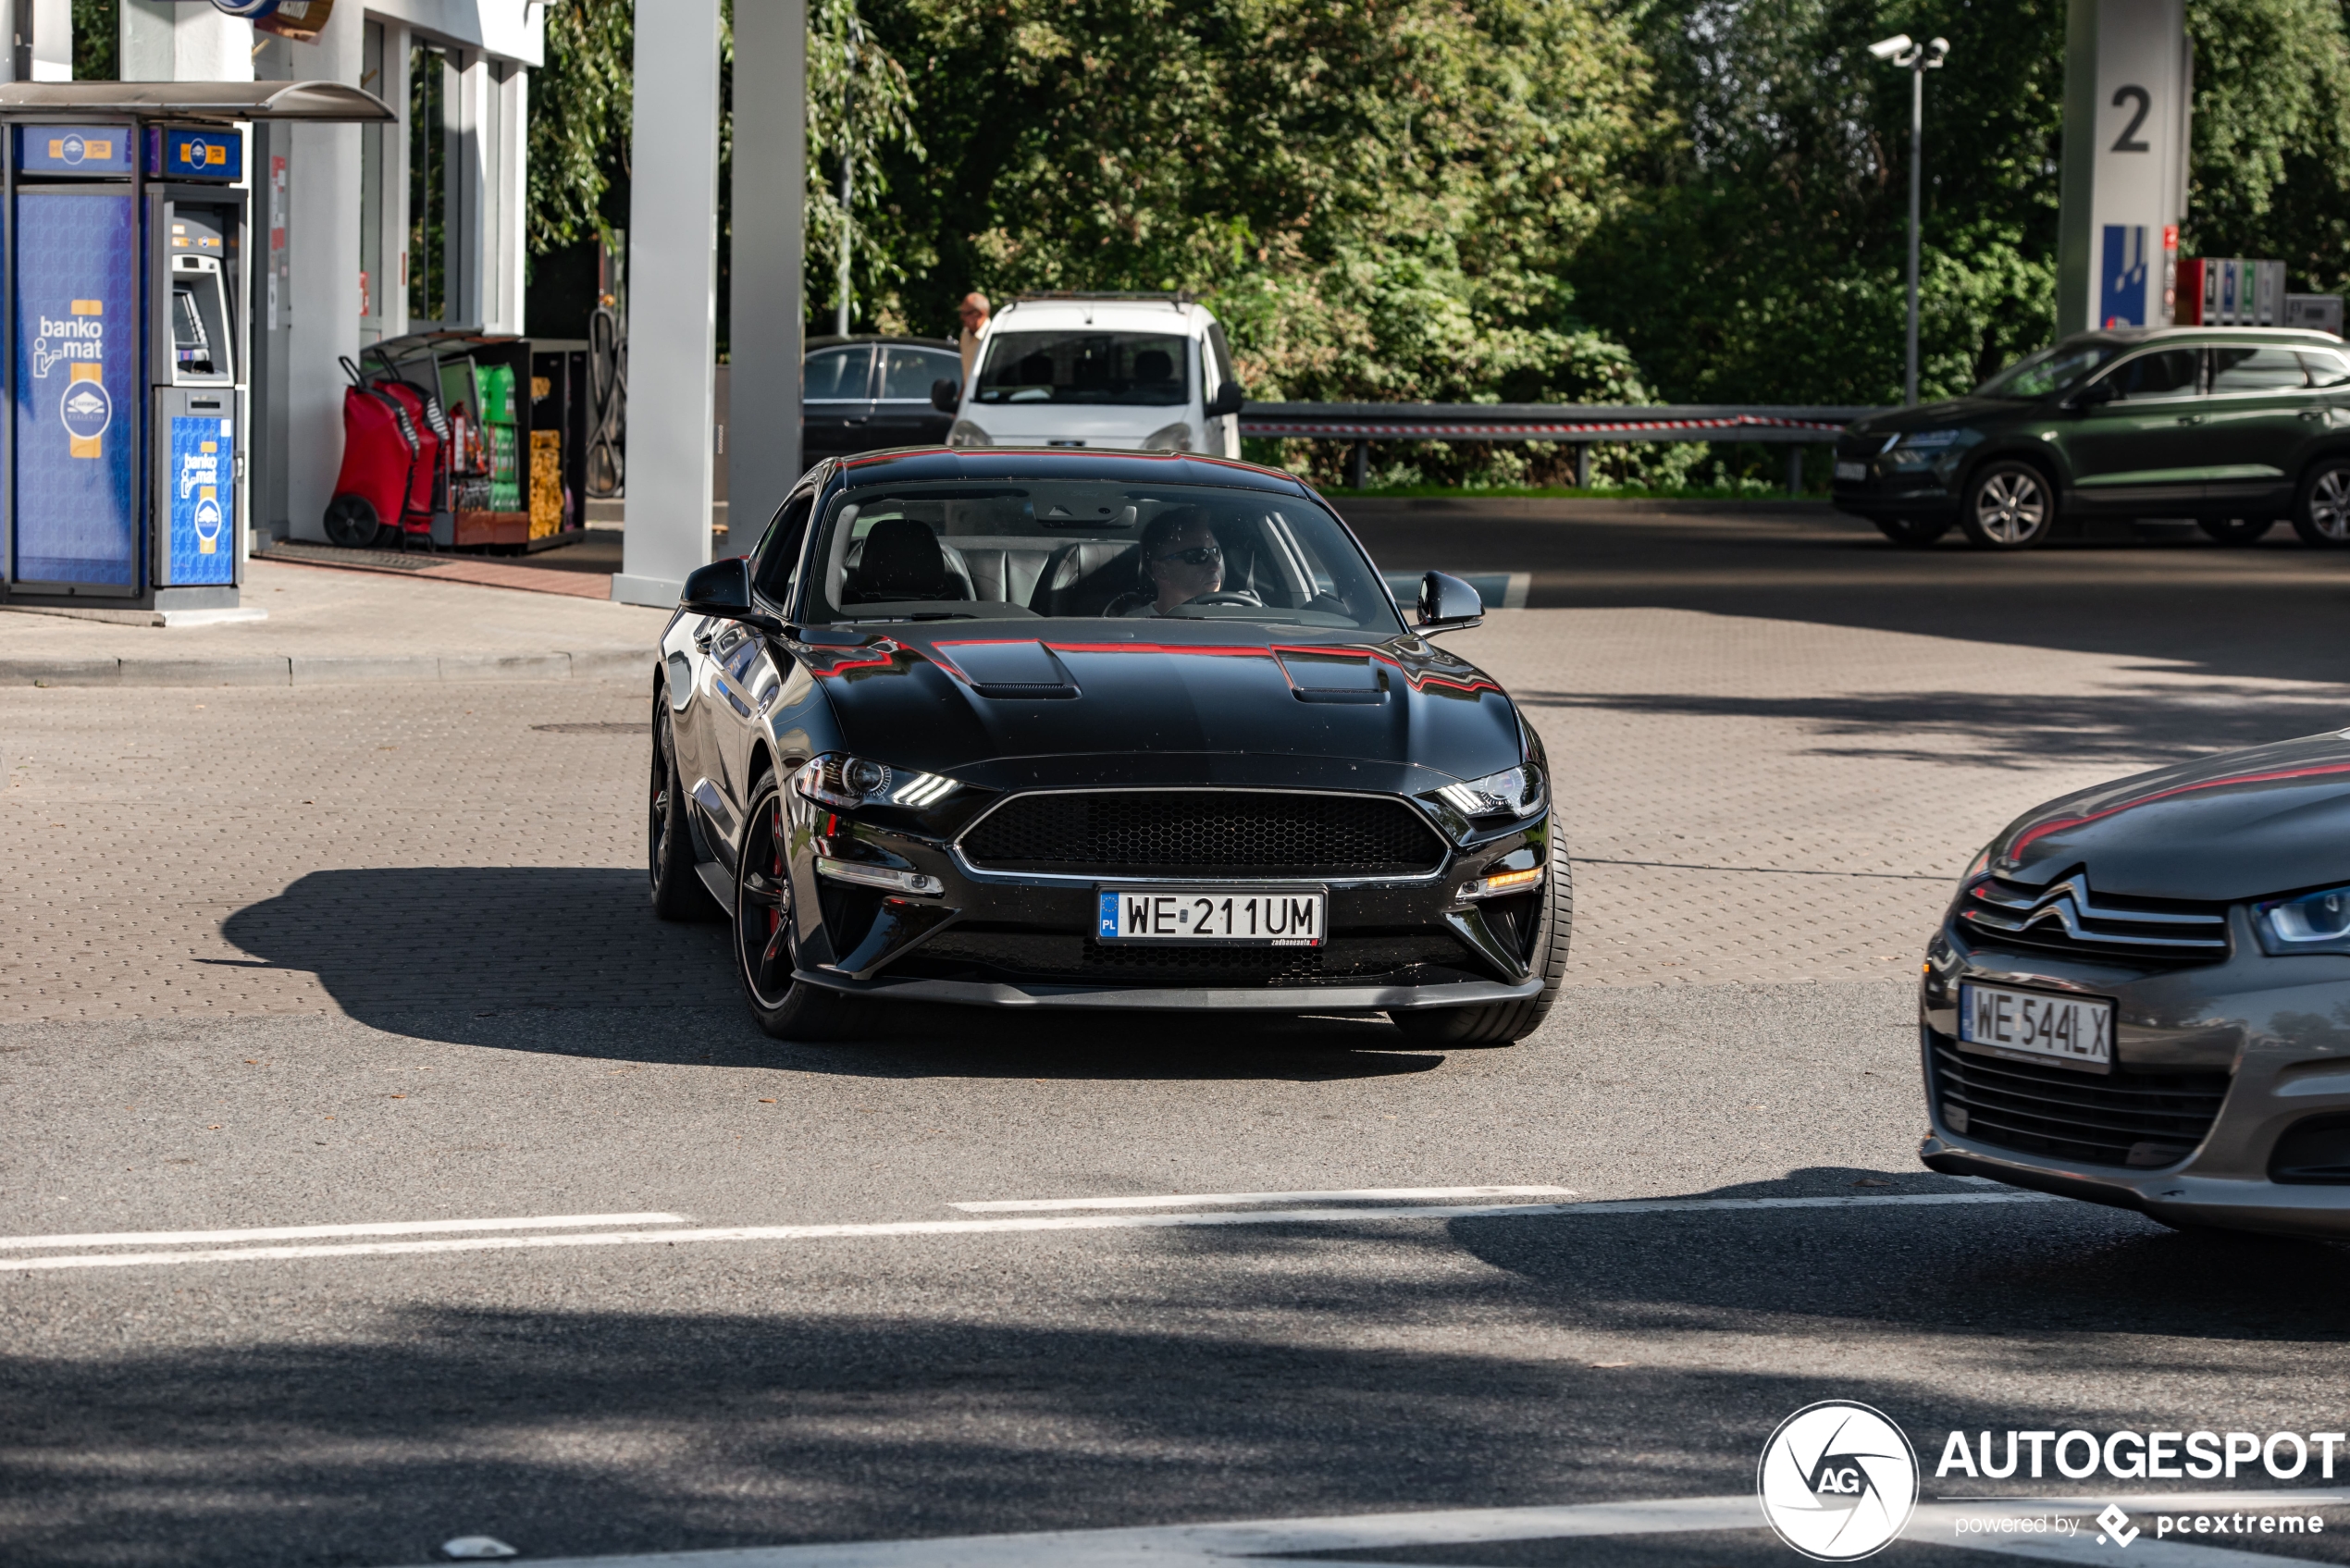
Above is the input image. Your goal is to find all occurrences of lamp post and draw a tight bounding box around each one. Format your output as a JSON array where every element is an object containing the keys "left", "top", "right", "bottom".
[{"left": 1870, "top": 33, "right": 1948, "bottom": 406}]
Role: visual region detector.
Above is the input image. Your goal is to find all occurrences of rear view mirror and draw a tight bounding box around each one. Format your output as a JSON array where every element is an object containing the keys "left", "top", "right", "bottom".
[
  {"left": 1416, "top": 570, "right": 1484, "bottom": 633},
  {"left": 1206, "top": 381, "right": 1245, "bottom": 419},
  {"left": 930, "top": 378, "right": 961, "bottom": 414}
]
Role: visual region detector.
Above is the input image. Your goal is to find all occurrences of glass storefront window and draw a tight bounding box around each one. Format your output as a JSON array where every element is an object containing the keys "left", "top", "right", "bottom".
[
  {"left": 407, "top": 40, "right": 457, "bottom": 326},
  {"left": 360, "top": 20, "right": 384, "bottom": 329}
]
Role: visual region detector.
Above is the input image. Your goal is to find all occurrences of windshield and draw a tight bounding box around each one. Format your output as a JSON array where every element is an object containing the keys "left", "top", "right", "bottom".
[
  {"left": 798, "top": 480, "right": 1404, "bottom": 634},
  {"left": 974, "top": 331, "right": 1191, "bottom": 405},
  {"left": 1974, "top": 341, "right": 2123, "bottom": 399}
]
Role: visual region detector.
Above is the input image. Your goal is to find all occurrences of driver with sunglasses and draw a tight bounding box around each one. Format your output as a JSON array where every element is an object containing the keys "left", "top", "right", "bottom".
[{"left": 1107, "top": 506, "right": 1262, "bottom": 616}]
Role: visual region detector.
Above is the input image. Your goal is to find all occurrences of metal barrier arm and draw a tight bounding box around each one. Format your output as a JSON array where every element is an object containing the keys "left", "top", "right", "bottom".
[
  {"left": 1233, "top": 402, "right": 1891, "bottom": 492},
  {"left": 1236, "top": 403, "right": 1882, "bottom": 443}
]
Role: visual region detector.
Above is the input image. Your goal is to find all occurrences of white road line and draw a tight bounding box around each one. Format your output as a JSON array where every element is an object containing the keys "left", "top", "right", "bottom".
[
  {"left": 384, "top": 1495, "right": 1770, "bottom": 1567},
  {"left": 3, "top": 1191, "right": 2048, "bottom": 1275},
  {"left": 378, "top": 1492, "right": 2346, "bottom": 1568},
  {"left": 953, "top": 1185, "right": 1576, "bottom": 1212},
  {"left": 375, "top": 1491, "right": 2343, "bottom": 1567},
  {"left": 0, "top": 1212, "right": 690, "bottom": 1252}
]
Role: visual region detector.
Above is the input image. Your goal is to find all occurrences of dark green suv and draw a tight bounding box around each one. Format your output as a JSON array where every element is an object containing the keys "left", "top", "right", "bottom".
[{"left": 1832, "top": 327, "right": 2350, "bottom": 549}]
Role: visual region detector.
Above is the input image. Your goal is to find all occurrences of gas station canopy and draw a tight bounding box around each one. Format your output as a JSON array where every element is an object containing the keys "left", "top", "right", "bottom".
[{"left": 0, "top": 80, "right": 394, "bottom": 125}]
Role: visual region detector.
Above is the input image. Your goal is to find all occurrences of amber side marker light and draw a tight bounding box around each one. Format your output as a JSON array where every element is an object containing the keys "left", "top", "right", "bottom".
[{"left": 1461, "top": 866, "right": 1545, "bottom": 900}]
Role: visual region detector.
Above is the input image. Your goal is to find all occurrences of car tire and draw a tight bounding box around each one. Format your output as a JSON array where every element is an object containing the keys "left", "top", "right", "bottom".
[
  {"left": 1389, "top": 831, "right": 1573, "bottom": 1046},
  {"left": 2198, "top": 516, "right": 2276, "bottom": 546},
  {"left": 1958, "top": 462, "right": 2057, "bottom": 549},
  {"left": 734, "top": 773, "right": 877, "bottom": 1042},
  {"left": 1872, "top": 516, "right": 1953, "bottom": 548},
  {"left": 649, "top": 699, "right": 723, "bottom": 921},
  {"left": 2293, "top": 460, "right": 2350, "bottom": 546},
  {"left": 323, "top": 494, "right": 380, "bottom": 549}
]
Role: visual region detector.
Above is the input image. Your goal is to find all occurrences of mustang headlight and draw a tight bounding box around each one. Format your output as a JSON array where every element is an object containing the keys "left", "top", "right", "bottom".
[
  {"left": 793, "top": 752, "right": 959, "bottom": 811},
  {"left": 2257, "top": 885, "right": 2350, "bottom": 953},
  {"left": 1436, "top": 764, "right": 1545, "bottom": 821}
]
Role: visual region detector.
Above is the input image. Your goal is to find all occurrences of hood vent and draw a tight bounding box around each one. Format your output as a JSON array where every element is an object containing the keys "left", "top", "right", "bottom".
[{"left": 939, "top": 638, "right": 1079, "bottom": 699}]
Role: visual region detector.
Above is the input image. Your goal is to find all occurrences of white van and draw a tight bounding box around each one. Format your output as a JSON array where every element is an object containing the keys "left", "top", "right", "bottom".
[{"left": 942, "top": 294, "right": 1245, "bottom": 458}]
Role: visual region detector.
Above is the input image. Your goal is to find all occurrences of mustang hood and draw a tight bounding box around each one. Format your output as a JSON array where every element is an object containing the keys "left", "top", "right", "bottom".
[
  {"left": 785, "top": 622, "right": 1525, "bottom": 790},
  {"left": 1994, "top": 730, "right": 2350, "bottom": 900}
]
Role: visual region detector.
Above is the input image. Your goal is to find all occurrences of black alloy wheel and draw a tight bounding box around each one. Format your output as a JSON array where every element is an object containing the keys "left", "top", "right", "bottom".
[
  {"left": 649, "top": 699, "right": 721, "bottom": 920},
  {"left": 1871, "top": 516, "right": 1953, "bottom": 548},
  {"left": 1958, "top": 461, "right": 2056, "bottom": 549},
  {"left": 1389, "top": 831, "right": 1573, "bottom": 1046},
  {"left": 734, "top": 775, "right": 874, "bottom": 1041},
  {"left": 2198, "top": 517, "right": 2277, "bottom": 546},
  {"left": 323, "top": 494, "right": 380, "bottom": 549},
  {"left": 2293, "top": 460, "right": 2350, "bottom": 547}
]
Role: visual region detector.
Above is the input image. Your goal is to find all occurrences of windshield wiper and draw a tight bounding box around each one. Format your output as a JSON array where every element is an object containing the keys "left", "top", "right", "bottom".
[{"left": 844, "top": 611, "right": 980, "bottom": 623}]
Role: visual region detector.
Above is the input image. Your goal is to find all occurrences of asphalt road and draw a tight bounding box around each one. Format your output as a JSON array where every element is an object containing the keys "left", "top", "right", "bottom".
[{"left": 8, "top": 503, "right": 2350, "bottom": 1568}]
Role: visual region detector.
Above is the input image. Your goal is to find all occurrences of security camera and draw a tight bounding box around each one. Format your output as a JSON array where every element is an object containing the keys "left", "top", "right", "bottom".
[
  {"left": 1867, "top": 34, "right": 1913, "bottom": 61},
  {"left": 1923, "top": 37, "right": 1950, "bottom": 67}
]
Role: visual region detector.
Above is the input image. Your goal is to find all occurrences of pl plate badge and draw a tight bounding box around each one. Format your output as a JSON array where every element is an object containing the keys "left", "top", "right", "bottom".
[{"left": 1756, "top": 1401, "right": 1919, "bottom": 1561}]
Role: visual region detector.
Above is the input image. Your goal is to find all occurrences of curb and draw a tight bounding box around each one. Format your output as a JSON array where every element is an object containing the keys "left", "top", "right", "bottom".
[{"left": 1, "top": 649, "right": 655, "bottom": 689}]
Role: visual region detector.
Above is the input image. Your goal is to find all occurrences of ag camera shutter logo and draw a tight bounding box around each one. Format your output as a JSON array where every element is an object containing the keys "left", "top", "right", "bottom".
[{"left": 1758, "top": 1401, "right": 1920, "bottom": 1561}]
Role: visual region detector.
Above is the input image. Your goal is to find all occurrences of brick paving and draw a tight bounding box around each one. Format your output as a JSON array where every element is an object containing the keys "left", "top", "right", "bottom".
[{"left": 7, "top": 510, "right": 2350, "bottom": 1019}]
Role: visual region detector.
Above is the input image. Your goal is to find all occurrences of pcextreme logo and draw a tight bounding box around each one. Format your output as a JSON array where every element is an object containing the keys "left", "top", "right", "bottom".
[{"left": 1757, "top": 1401, "right": 1921, "bottom": 1561}]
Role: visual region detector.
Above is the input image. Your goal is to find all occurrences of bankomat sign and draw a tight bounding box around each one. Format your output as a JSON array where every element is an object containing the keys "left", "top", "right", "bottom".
[
  {"left": 2057, "top": 0, "right": 2193, "bottom": 334},
  {"left": 11, "top": 190, "right": 139, "bottom": 588},
  {"left": 34, "top": 300, "right": 111, "bottom": 457}
]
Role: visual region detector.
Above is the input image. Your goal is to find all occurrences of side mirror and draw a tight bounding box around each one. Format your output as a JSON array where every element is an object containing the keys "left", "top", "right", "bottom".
[
  {"left": 1416, "top": 570, "right": 1484, "bottom": 633},
  {"left": 1205, "top": 381, "right": 1245, "bottom": 419},
  {"left": 680, "top": 556, "right": 781, "bottom": 632},
  {"left": 2070, "top": 378, "right": 2118, "bottom": 410},
  {"left": 930, "top": 377, "right": 961, "bottom": 414}
]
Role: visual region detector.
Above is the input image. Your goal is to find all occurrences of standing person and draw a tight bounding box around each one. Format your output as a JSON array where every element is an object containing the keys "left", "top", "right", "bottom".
[{"left": 957, "top": 292, "right": 991, "bottom": 385}]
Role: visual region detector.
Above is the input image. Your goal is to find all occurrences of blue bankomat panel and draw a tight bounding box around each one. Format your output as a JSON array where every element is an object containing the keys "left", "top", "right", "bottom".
[
  {"left": 12, "top": 189, "right": 140, "bottom": 589},
  {"left": 165, "top": 411, "right": 234, "bottom": 584},
  {"left": 147, "top": 127, "right": 243, "bottom": 181},
  {"left": 17, "top": 126, "right": 135, "bottom": 177}
]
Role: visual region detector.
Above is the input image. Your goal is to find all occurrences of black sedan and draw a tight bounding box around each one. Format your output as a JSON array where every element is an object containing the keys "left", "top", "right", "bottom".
[
  {"left": 802, "top": 336, "right": 962, "bottom": 464},
  {"left": 649, "top": 447, "right": 1568, "bottom": 1043},
  {"left": 1922, "top": 730, "right": 2350, "bottom": 1237}
]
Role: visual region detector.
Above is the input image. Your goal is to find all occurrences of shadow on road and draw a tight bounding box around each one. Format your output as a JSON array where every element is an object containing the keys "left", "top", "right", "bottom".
[
  {"left": 6, "top": 1189, "right": 2344, "bottom": 1567},
  {"left": 220, "top": 867, "right": 1444, "bottom": 1081},
  {"left": 1514, "top": 684, "right": 2350, "bottom": 769},
  {"left": 1343, "top": 503, "right": 2350, "bottom": 685}
]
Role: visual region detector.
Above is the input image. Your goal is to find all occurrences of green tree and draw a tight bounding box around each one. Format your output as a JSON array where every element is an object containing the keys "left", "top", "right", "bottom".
[{"left": 863, "top": 0, "right": 1678, "bottom": 482}]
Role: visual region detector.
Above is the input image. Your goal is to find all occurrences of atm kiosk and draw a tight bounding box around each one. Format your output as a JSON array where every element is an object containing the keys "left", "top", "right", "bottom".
[{"left": 0, "top": 80, "right": 394, "bottom": 617}]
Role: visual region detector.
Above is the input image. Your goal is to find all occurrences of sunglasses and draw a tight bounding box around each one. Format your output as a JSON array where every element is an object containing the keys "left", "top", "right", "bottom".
[{"left": 1155, "top": 545, "right": 1223, "bottom": 567}]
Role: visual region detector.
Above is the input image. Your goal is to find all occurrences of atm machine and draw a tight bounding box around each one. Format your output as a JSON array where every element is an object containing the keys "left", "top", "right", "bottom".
[{"left": 2, "top": 120, "right": 248, "bottom": 611}]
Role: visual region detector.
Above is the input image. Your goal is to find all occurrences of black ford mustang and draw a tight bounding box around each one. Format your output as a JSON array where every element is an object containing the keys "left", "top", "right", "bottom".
[{"left": 649, "top": 448, "right": 1568, "bottom": 1042}]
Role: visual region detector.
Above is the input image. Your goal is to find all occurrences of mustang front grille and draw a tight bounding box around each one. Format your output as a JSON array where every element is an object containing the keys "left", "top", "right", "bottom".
[
  {"left": 958, "top": 790, "right": 1447, "bottom": 879},
  {"left": 1956, "top": 870, "right": 2227, "bottom": 964},
  {"left": 1929, "top": 1036, "right": 2229, "bottom": 1168}
]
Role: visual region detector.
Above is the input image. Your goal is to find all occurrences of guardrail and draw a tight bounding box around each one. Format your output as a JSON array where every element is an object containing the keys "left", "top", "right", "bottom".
[{"left": 1238, "top": 402, "right": 1886, "bottom": 493}]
